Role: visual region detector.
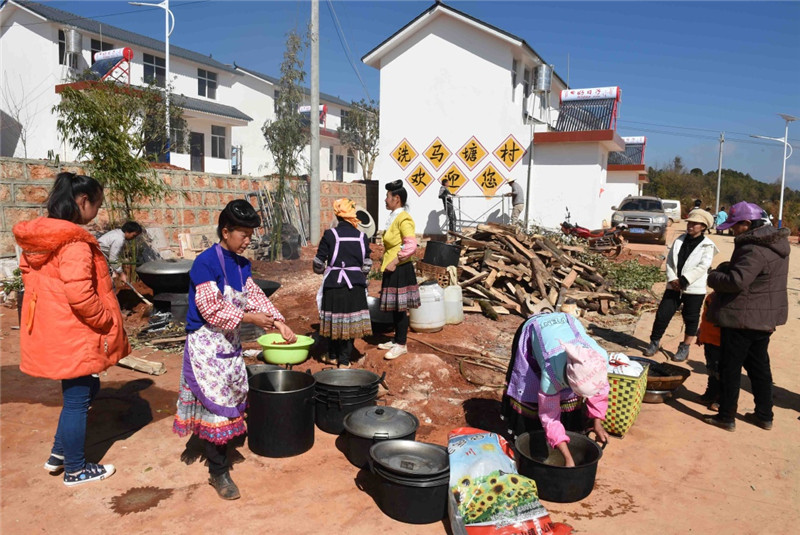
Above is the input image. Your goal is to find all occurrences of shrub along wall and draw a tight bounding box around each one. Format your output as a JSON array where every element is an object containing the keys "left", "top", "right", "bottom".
[{"left": 0, "top": 157, "right": 366, "bottom": 257}]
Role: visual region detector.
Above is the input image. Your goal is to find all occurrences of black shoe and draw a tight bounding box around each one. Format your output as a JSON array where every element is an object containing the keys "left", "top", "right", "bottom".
[
  {"left": 671, "top": 343, "right": 690, "bottom": 362},
  {"left": 703, "top": 414, "right": 735, "bottom": 432},
  {"left": 643, "top": 339, "right": 660, "bottom": 357},
  {"left": 743, "top": 412, "right": 773, "bottom": 430},
  {"left": 209, "top": 471, "right": 241, "bottom": 500},
  {"left": 699, "top": 380, "right": 719, "bottom": 403}
]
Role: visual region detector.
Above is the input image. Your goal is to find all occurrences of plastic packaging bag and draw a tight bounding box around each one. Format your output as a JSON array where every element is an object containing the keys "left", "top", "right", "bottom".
[{"left": 447, "top": 427, "right": 573, "bottom": 535}]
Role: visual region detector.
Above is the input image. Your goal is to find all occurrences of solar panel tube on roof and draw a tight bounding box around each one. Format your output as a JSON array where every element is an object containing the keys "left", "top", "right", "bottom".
[
  {"left": 608, "top": 143, "right": 645, "bottom": 165},
  {"left": 554, "top": 98, "right": 617, "bottom": 132}
]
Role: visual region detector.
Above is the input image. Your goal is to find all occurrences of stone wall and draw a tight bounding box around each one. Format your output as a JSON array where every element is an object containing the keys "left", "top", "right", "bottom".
[{"left": 0, "top": 158, "right": 366, "bottom": 257}]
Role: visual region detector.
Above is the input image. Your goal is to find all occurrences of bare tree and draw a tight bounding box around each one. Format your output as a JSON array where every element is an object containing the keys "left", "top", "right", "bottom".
[
  {"left": 337, "top": 99, "right": 379, "bottom": 180},
  {"left": 1, "top": 75, "right": 36, "bottom": 158}
]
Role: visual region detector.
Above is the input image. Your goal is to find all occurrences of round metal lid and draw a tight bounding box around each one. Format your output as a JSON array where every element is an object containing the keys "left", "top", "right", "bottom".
[
  {"left": 136, "top": 259, "right": 194, "bottom": 276},
  {"left": 369, "top": 440, "right": 449, "bottom": 477},
  {"left": 314, "top": 369, "right": 381, "bottom": 388},
  {"left": 343, "top": 406, "right": 419, "bottom": 440}
]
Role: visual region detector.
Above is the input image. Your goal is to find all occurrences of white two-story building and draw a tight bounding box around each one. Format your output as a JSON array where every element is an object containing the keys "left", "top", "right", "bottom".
[
  {"left": 0, "top": 0, "right": 362, "bottom": 180},
  {"left": 363, "top": 2, "right": 647, "bottom": 232}
]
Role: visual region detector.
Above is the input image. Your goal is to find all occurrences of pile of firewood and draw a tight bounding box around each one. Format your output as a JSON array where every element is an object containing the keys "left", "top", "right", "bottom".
[{"left": 449, "top": 222, "right": 642, "bottom": 317}]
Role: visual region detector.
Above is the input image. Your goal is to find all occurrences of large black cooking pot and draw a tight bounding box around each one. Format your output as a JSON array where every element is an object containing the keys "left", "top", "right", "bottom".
[
  {"left": 315, "top": 395, "right": 377, "bottom": 435},
  {"left": 368, "top": 440, "right": 450, "bottom": 524},
  {"left": 515, "top": 430, "right": 605, "bottom": 503},
  {"left": 247, "top": 370, "right": 316, "bottom": 458},
  {"left": 314, "top": 369, "right": 386, "bottom": 395},
  {"left": 253, "top": 279, "right": 281, "bottom": 297},
  {"left": 136, "top": 259, "right": 194, "bottom": 294},
  {"left": 342, "top": 406, "right": 419, "bottom": 468},
  {"left": 314, "top": 369, "right": 383, "bottom": 434}
]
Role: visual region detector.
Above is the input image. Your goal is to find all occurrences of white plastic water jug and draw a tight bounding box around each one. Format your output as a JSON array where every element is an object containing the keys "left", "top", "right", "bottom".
[
  {"left": 409, "top": 283, "right": 445, "bottom": 333},
  {"left": 444, "top": 284, "right": 464, "bottom": 324}
]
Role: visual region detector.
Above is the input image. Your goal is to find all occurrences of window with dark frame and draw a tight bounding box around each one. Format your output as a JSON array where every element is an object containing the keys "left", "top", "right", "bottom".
[
  {"left": 346, "top": 149, "right": 355, "bottom": 174},
  {"left": 90, "top": 39, "right": 114, "bottom": 63},
  {"left": 522, "top": 67, "right": 532, "bottom": 115},
  {"left": 273, "top": 89, "right": 280, "bottom": 112},
  {"left": 58, "top": 30, "right": 78, "bottom": 68},
  {"left": 143, "top": 53, "right": 165, "bottom": 87},
  {"left": 198, "top": 69, "right": 217, "bottom": 99},
  {"left": 211, "top": 126, "right": 225, "bottom": 159},
  {"left": 170, "top": 125, "right": 186, "bottom": 154},
  {"left": 512, "top": 59, "right": 518, "bottom": 89},
  {"left": 329, "top": 149, "right": 334, "bottom": 171},
  {"left": 340, "top": 109, "right": 350, "bottom": 129}
]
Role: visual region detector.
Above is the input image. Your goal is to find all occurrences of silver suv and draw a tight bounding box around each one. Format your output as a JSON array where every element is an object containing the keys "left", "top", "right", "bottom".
[{"left": 611, "top": 195, "right": 668, "bottom": 244}]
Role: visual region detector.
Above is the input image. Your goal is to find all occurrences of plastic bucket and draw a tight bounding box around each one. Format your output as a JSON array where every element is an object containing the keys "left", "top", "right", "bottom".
[
  {"left": 422, "top": 241, "right": 461, "bottom": 268},
  {"left": 409, "top": 283, "right": 445, "bottom": 333},
  {"left": 247, "top": 370, "right": 316, "bottom": 457},
  {"left": 443, "top": 284, "right": 463, "bottom": 325},
  {"left": 514, "top": 431, "right": 604, "bottom": 503}
]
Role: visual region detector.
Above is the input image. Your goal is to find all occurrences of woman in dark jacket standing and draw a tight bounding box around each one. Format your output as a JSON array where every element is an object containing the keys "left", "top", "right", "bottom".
[
  {"left": 314, "top": 198, "right": 372, "bottom": 368},
  {"left": 703, "top": 201, "right": 790, "bottom": 432}
]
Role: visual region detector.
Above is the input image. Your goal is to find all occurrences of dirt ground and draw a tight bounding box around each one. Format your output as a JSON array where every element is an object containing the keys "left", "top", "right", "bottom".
[{"left": 1, "top": 225, "right": 799, "bottom": 534}]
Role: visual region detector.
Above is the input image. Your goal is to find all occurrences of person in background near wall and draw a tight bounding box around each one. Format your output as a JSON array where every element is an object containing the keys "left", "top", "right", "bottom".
[
  {"left": 314, "top": 198, "right": 373, "bottom": 368},
  {"left": 690, "top": 199, "right": 702, "bottom": 213},
  {"left": 13, "top": 172, "right": 130, "bottom": 486},
  {"left": 174, "top": 200, "right": 296, "bottom": 500},
  {"left": 644, "top": 209, "right": 718, "bottom": 362},
  {"left": 504, "top": 177, "right": 525, "bottom": 225},
  {"left": 98, "top": 221, "right": 143, "bottom": 284},
  {"left": 377, "top": 180, "right": 420, "bottom": 360},
  {"left": 703, "top": 201, "right": 790, "bottom": 432},
  {"left": 439, "top": 178, "right": 456, "bottom": 234},
  {"left": 715, "top": 206, "right": 728, "bottom": 235}
]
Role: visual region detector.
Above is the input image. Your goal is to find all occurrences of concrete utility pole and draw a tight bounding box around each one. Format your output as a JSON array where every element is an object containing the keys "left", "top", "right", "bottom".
[
  {"left": 310, "top": 0, "right": 321, "bottom": 244},
  {"left": 714, "top": 132, "right": 724, "bottom": 216}
]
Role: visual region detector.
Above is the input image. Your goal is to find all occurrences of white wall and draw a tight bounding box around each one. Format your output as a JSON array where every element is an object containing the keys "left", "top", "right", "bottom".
[
  {"left": 371, "top": 13, "right": 563, "bottom": 234},
  {"left": 530, "top": 142, "right": 607, "bottom": 229},
  {"left": 599, "top": 170, "right": 640, "bottom": 226}
]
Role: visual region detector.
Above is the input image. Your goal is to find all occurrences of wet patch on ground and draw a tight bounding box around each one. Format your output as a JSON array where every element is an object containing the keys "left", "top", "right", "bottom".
[
  {"left": 109, "top": 486, "right": 173, "bottom": 515},
  {"left": 548, "top": 481, "right": 638, "bottom": 520}
]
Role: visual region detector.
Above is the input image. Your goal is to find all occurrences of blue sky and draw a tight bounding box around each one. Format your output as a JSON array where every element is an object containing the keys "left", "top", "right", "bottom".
[{"left": 41, "top": 1, "right": 800, "bottom": 188}]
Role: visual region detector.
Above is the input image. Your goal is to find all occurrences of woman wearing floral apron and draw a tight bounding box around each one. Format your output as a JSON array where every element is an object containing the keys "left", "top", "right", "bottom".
[{"left": 174, "top": 200, "right": 296, "bottom": 500}]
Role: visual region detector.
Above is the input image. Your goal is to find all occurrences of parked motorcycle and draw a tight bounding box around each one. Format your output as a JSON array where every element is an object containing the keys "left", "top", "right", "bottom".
[{"left": 560, "top": 208, "right": 627, "bottom": 257}]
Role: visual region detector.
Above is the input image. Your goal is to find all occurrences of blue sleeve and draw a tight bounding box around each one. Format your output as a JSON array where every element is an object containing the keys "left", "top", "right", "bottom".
[
  {"left": 316, "top": 230, "right": 333, "bottom": 263},
  {"left": 189, "top": 250, "right": 220, "bottom": 287}
]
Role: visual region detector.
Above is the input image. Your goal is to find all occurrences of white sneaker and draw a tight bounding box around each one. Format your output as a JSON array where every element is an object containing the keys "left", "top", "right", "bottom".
[
  {"left": 384, "top": 344, "right": 408, "bottom": 360},
  {"left": 377, "top": 341, "right": 396, "bottom": 350}
]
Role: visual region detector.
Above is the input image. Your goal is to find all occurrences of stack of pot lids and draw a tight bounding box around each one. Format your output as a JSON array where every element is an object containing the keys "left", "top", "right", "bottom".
[
  {"left": 369, "top": 440, "right": 449, "bottom": 478},
  {"left": 343, "top": 407, "right": 419, "bottom": 439}
]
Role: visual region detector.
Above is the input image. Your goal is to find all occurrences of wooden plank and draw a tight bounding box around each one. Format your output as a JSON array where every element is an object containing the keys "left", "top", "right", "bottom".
[
  {"left": 539, "top": 237, "right": 574, "bottom": 266},
  {"left": 548, "top": 287, "right": 559, "bottom": 306},
  {"left": 485, "top": 269, "right": 499, "bottom": 288},
  {"left": 459, "top": 271, "right": 489, "bottom": 288},
  {"left": 503, "top": 235, "right": 536, "bottom": 260},
  {"left": 529, "top": 254, "right": 550, "bottom": 298},
  {"left": 562, "top": 269, "right": 578, "bottom": 289},
  {"left": 461, "top": 264, "right": 482, "bottom": 277},
  {"left": 600, "top": 298, "right": 610, "bottom": 315},
  {"left": 574, "top": 260, "right": 598, "bottom": 273}
]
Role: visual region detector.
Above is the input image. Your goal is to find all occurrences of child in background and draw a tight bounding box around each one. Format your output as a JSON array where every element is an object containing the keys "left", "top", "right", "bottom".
[{"left": 696, "top": 292, "right": 721, "bottom": 410}]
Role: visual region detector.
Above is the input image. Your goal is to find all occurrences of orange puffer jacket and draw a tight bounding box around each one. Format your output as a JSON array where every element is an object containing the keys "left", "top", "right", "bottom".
[{"left": 13, "top": 217, "right": 131, "bottom": 380}]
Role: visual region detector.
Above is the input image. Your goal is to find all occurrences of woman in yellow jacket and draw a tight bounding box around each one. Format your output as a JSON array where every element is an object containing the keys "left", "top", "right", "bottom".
[
  {"left": 378, "top": 180, "right": 420, "bottom": 360},
  {"left": 13, "top": 172, "right": 130, "bottom": 486}
]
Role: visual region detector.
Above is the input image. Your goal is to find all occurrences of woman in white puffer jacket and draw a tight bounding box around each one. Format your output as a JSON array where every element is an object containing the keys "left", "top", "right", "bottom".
[{"left": 643, "top": 209, "right": 718, "bottom": 362}]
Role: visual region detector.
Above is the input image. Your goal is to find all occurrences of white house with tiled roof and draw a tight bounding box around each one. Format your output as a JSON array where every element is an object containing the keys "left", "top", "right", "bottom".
[
  {"left": 0, "top": 0, "right": 360, "bottom": 179},
  {"left": 364, "top": 1, "right": 645, "bottom": 232}
]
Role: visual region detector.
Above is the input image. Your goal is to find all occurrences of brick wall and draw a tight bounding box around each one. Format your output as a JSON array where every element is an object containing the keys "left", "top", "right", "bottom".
[{"left": 0, "top": 157, "right": 366, "bottom": 257}]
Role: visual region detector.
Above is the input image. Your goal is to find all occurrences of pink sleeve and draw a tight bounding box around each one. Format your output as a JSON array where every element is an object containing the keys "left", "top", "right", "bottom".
[
  {"left": 585, "top": 381, "right": 610, "bottom": 420},
  {"left": 538, "top": 391, "right": 570, "bottom": 448},
  {"left": 195, "top": 281, "right": 244, "bottom": 331},
  {"left": 244, "top": 277, "right": 285, "bottom": 322},
  {"left": 397, "top": 236, "right": 417, "bottom": 260}
]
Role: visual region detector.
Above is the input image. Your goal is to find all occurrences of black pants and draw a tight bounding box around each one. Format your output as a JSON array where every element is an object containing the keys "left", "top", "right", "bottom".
[
  {"left": 203, "top": 439, "right": 228, "bottom": 476},
  {"left": 444, "top": 204, "right": 456, "bottom": 232},
  {"left": 718, "top": 327, "right": 774, "bottom": 422},
  {"left": 393, "top": 311, "right": 409, "bottom": 345},
  {"left": 650, "top": 290, "right": 705, "bottom": 341},
  {"left": 329, "top": 338, "right": 354, "bottom": 365},
  {"left": 704, "top": 343, "right": 721, "bottom": 379}
]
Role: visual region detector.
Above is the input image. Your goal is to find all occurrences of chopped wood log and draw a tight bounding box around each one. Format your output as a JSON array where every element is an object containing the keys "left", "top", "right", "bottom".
[
  {"left": 539, "top": 237, "right": 574, "bottom": 266},
  {"left": 459, "top": 271, "right": 489, "bottom": 288},
  {"left": 477, "top": 299, "right": 499, "bottom": 320},
  {"left": 600, "top": 299, "right": 610, "bottom": 315},
  {"left": 548, "top": 287, "right": 559, "bottom": 306},
  {"left": 485, "top": 269, "right": 499, "bottom": 288},
  {"left": 562, "top": 269, "right": 578, "bottom": 289}
]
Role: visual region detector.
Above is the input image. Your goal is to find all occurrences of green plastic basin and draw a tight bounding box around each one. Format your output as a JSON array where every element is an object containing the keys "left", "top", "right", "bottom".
[{"left": 257, "top": 333, "right": 314, "bottom": 365}]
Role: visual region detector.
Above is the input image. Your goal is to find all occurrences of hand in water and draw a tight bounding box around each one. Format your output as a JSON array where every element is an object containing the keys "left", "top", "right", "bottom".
[{"left": 275, "top": 321, "right": 297, "bottom": 344}]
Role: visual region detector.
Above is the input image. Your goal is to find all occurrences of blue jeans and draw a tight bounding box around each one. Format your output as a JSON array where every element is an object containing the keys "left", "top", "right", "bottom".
[{"left": 52, "top": 375, "right": 100, "bottom": 473}]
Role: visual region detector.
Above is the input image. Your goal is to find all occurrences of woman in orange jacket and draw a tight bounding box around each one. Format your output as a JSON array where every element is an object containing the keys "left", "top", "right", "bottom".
[{"left": 13, "top": 172, "right": 130, "bottom": 486}]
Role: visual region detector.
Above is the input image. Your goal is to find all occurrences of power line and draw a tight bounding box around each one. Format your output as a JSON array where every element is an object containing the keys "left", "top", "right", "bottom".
[
  {"left": 325, "top": 0, "right": 371, "bottom": 101},
  {"left": 621, "top": 126, "right": 790, "bottom": 148},
  {"left": 619, "top": 119, "right": 800, "bottom": 144},
  {"left": 1, "top": 1, "right": 211, "bottom": 28}
]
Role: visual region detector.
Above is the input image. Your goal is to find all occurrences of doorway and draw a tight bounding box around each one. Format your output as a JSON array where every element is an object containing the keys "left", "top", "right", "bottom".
[{"left": 190, "top": 132, "right": 204, "bottom": 172}]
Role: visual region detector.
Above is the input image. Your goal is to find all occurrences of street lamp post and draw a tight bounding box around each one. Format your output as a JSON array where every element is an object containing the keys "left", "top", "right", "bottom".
[
  {"left": 751, "top": 114, "right": 797, "bottom": 228},
  {"left": 129, "top": 0, "right": 174, "bottom": 163}
]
